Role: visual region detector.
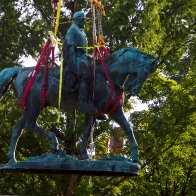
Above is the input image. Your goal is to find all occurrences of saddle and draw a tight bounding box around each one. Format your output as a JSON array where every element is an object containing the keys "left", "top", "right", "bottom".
[{"left": 63, "top": 56, "right": 92, "bottom": 93}]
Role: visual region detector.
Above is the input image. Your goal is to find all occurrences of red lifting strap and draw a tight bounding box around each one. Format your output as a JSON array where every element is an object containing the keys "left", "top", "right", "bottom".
[
  {"left": 18, "top": 38, "right": 54, "bottom": 110},
  {"left": 95, "top": 47, "right": 124, "bottom": 114},
  {"left": 53, "top": 0, "right": 59, "bottom": 4}
]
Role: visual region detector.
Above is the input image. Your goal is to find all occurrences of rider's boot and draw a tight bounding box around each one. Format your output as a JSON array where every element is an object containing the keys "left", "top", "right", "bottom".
[
  {"left": 97, "top": 113, "right": 108, "bottom": 120},
  {"left": 79, "top": 79, "right": 97, "bottom": 114}
]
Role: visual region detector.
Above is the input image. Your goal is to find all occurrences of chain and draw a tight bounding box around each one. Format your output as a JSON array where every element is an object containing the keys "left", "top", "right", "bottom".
[
  {"left": 97, "top": 9, "right": 103, "bottom": 36},
  {"left": 89, "top": 0, "right": 106, "bottom": 160},
  {"left": 89, "top": 124, "right": 95, "bottom": 160},
  {"left": 88, "top": 4, "right": 97, "bottom": 160},
  {"left": 50, "top": 0, "right": 56, "bottom": 31},
  {"left": 92, "top": 4, "right": 97, "bottom": 45}
]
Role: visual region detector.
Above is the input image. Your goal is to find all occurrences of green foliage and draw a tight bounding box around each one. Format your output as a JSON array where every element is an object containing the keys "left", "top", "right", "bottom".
[
  {"left": 0, "top": 0, "right": 48, "bottom": 69},
  {"left": 0, "top": 0, "right": 195, "bottom": 195}
]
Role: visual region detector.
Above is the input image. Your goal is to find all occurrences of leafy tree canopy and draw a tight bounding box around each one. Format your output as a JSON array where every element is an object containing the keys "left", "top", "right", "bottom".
[{"left": 0, "top": 0, "right": 195, "bottom": 195}]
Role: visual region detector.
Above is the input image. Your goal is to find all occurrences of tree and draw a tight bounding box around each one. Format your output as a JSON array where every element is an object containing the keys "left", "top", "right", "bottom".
[{"left": 0, "top": 0, "right": 195, "bottom": 195}]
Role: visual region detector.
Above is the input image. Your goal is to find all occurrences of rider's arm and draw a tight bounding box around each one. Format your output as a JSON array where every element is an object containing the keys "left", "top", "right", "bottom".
[
  {"left": 67, "top": 44, "right": 76, "bottom": 67},
  {"left": 62, "top": 41, "right": 76, "bottom": 64},
  {"left": 62, "top": 29, "right": 77, "bottom": 72}
]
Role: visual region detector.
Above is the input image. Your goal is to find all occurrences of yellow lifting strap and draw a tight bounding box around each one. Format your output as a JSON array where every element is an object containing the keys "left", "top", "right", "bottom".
[
  {"left": 50, "top": 0, "right": 63, "bottom": 123},
  {"left": 54, "top": 0, "right": 62, "bottom": 38}
]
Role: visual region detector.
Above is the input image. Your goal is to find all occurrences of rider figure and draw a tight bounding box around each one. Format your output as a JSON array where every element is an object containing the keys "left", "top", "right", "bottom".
[{"left": 62, "top": 11, "right": 97, "bottom": 114}]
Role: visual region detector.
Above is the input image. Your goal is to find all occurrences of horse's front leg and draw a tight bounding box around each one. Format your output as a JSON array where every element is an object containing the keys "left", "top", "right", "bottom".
[
  {"left": 110, "top": 108, "right": 139, "bottom": 162},
  {"left": 81, "top": 114, "right": 96, "bottom": 160}
]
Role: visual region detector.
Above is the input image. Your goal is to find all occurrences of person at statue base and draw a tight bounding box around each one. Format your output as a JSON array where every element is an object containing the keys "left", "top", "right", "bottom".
[{"left": 62, "top": 11, "right": 107, "bottom": 120}]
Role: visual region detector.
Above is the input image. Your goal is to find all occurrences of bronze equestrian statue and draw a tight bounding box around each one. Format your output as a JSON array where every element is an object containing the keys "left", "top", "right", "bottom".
[{"left": 0, "top": 11, "right": 159, "bottom": 164}]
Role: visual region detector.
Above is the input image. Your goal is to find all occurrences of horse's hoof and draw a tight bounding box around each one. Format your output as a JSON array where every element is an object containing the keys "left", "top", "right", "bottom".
[
  {"left": 7, "top": 158, "right": 17, "bottom": 165},
  {"left": 53, "top": 149, "right": 66, "bottom": 157},
  {"left": 131, "top": 152, "right": 139, "bottom": 163},
  {"left": 50, "top": 144, "right": 59, "bottom": 152},
  {"left": 80, "top": 153, "right": 89, "bottom": 160},
  {"left": 51, "top": 125, "right": 65, "bottom": 139},
  {"left": 49, "top": 132, "right": 59, "bottom": 151}
]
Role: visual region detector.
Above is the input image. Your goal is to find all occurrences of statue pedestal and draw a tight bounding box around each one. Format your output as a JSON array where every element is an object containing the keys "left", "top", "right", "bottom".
[{"left": 0, "top": 153, "right": 141, "bottom": 176}]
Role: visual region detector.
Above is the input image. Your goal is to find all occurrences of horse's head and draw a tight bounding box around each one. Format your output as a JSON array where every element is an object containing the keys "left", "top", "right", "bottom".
[
  {"left": 103, "top": 47, "right": 159, "bottom": 96},
  {"left": 119, "top": 48, "right": 159, "bottom": 96}
]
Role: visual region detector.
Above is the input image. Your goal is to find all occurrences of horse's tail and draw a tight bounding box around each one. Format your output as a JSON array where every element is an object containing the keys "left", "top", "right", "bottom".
[{"left": 0, "top": 67, "right": 21, "bottom": 99}]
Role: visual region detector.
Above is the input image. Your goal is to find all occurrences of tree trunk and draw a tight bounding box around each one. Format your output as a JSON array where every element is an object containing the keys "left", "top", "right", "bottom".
[{"left": 66, "top": 175, "right": 79, "bottom": 196}]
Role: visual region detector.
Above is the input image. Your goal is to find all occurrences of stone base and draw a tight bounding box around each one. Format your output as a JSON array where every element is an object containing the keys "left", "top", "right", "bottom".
[{"left": 0, "top": 153, "right": 141, "bottom": 176}]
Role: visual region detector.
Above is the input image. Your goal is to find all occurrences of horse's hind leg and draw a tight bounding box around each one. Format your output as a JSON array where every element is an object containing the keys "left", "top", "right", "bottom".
[
  {"left": 110, "top": 108, "right": 139, "bottom": 162},
  {"left": 7, "top": 115, "right": 26, "bottom": 163},
  {"left": 30, "top": 123, "right": 59, "bottom": 152},
  {"left": 81, "top": 114, "right": 96, "bottom": 159},
  {"left": 25, "top": 108, "right": 59, "bottom": 152}
]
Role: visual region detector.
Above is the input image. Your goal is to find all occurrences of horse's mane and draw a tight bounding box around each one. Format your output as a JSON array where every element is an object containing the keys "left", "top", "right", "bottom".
[{"left": 104, "top": 47, "right": 155, "bottom": 65}]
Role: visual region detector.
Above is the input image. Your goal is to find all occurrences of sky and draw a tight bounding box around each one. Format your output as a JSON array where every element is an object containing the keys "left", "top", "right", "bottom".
[{"left": 20, "top": 55, "right": 37, "bottom": 67}]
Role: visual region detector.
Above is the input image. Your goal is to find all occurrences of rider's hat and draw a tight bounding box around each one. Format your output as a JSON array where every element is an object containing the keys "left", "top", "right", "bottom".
[{"left": 72, "top": 11, "right": 86, "bottom": 19}]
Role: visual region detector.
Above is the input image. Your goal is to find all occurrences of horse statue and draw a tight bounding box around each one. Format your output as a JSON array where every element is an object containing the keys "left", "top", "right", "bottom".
[{"left": 0, "top": 47, "right": 159, "bottom": 164}]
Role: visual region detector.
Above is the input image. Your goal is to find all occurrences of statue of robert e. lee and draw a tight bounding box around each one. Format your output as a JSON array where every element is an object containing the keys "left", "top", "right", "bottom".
[{"left": 62, "top": 11, "right": 106, "bottom": 120}]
